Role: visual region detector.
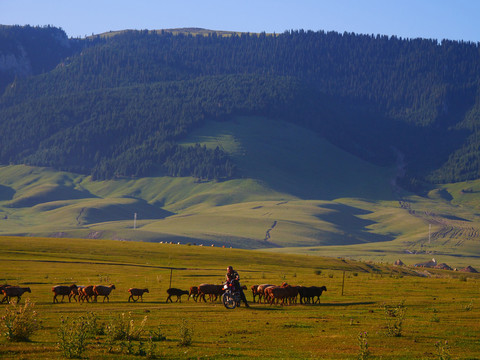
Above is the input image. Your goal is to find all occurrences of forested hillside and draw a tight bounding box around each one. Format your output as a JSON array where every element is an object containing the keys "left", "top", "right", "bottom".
[{"left": 1, "top": 26, "right": 480, "bottom": 186}]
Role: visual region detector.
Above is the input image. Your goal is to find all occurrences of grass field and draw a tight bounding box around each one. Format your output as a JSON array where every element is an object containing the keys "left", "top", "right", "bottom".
[{"left": 0, "top": 236, "right": 479, "bottom": 359}]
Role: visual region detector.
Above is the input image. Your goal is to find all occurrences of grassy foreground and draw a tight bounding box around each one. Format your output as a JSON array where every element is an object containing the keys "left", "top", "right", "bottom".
[{"left": 0, "top": 236, "right": 479, "bottom": 359}]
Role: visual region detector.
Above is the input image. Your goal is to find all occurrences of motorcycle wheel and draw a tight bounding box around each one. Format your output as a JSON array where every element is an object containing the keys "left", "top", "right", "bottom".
[{"left": 222, "top": 292, "right": 236, "bottom": 309}]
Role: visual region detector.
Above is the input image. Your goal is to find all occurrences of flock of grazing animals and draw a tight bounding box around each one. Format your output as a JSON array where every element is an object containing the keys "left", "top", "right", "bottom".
[
  {"left": 187, "top": 283, "right": 327, "bottom": 306},
  {"left": 0, "top": 282, "right": 327, "bottom": 306},
  {"left": 251, "top": 283, "right": 327, "bottom": 305}
]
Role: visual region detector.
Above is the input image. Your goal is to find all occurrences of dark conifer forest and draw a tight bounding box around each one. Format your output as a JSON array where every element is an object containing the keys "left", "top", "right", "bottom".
[{"left": 1, "top": 25, "right": 480, "bottom": 187}]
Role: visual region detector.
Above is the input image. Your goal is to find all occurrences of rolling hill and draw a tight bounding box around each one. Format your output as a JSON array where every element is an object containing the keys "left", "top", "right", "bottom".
[
  {"left": 1, "top": 25, "right": 480, "bottom": 267},
  {"left": 1, "top": 115, "right": 480, "bottom": 268}
]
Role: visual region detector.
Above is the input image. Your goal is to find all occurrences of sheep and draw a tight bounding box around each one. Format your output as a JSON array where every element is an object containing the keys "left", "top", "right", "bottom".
[
  {"left": 52, "top": 284, "right": 78, "bottom": 303},
  {"left": 250, "top": 285, "right": 259, "bottom": 303},
  {"left": 93, "top": 284, "right": 116, "bottom": 302},
  {"left": 1, "top": 286, "right": 31, "bottom": 304},
  {"left": 0, "top": 284, "right": 12, "bottom": 302},
  {"left": 307, "top": 286, "right": 327, "bottom": 304},
  {"left": 188, "top": 286, "right": 199, "bottom": 302},
  {"left": 166, "top": 288, "right": 189, "bottom": 303},
  {"left": 128, "top": 288, "right": 149, "bottom": 302},
  {"left": 0, "top": 284, "right": 11, "bottom": 292},
  {"left": 69, "top": 285, "right": 85, "bottom": 302},
  {"left": 197, "top": 284, "right": 224, "bottom": 303},
  {"left": 255, "top": 284, "right": 275, "bottom": 304},
  {"left": 80, "top": 285, "right": 96, "bottom": 302},
  {"left": 298, "top": 286, "right": 327, "bottom": 304}
]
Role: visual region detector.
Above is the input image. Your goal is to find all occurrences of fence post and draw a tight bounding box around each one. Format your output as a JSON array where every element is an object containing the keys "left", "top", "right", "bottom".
[
  {"left": 341, "top": 271, "right": 345, "bottom": 296},
  {"left": 169, "top": 268, "right": 173, "bottom": 289}
]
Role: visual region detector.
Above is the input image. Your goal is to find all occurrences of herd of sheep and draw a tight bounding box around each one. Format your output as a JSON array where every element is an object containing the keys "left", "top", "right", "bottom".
[{"left": 0, "top": 282, "right": 327, "bottom": 306}]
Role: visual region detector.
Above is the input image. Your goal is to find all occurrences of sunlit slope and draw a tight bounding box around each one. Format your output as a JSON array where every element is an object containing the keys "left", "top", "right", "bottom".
[
  {"left": 180, "top": 116, "right": 396, "bottom": 200},
  {"left": 9, "top": 116, "right": 480, "bottom": 258}
]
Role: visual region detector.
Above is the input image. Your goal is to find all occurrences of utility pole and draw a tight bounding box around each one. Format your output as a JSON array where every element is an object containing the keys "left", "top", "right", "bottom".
[
  {"left": 429, "top": 224, "right": 431, "bottom": 244},
  {"left": 134, "top": 213, "right": 137, "bottom": 230}
]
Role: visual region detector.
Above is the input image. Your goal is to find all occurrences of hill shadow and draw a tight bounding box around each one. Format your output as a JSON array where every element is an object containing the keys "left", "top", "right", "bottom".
[
  {"left": 80, "top": 198, "right": 174, "bottom": 224},
  {"left": 314, "top": 203, "right": 395, "bottom": 244},
  {"left": 0, "top": 185, "right": 15, "bottom": 201},
  {"left": 315, "top": 203, "right": 395, "bottom": 245}
]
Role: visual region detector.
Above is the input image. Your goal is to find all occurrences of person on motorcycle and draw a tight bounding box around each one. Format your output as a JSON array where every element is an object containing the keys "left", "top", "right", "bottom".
[{"left": 226, "top": 266, "right": 250, "bottom": 308}]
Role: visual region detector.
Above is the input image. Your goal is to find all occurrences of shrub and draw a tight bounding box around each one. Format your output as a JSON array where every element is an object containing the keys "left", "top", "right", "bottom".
[
  {"left": 357, "top": 331, "right": 370, "bottom": 360},
  {"left": 149, "top": 325, "right": 167, "bottom": 342},
  {"left": 85, "top": 312, "right": 105, "bottom": 336},
  {"left": 57, "top": 316, "right": 90, "bottom": 359},
  {"left": 430, "top": 308, "right": 440, "bottom": 323},
  {"left": 1, "top": 298, "right": 40, "bottom": 342},
  {"left": 314, "top": 270, "right": 322, "bottom": 276},
  {"left": 146, "top": 336, "right": 158, "bottom": 358},
  {"left": 383, "top": 300, "right": 406, "bottom": 337},
  {"left": 178, "top": 319, "right": 193, "bottom": 347},
  {"left": 104, "top": 312, "right": 148, "bottom": 354},
  {"left": 105, "top": 312, "right": 147, "bottom": 342},
  {"left": 435, "top": 340, "right": 451, "bottom": 360}
]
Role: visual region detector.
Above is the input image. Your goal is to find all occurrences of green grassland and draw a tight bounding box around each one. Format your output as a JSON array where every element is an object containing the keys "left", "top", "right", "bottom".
[
  {"left": 0, "top": 236, "right": 479, "bottom": 359},
  {"left": 1, "top": 116, "right": 480, "bottom": 269}
]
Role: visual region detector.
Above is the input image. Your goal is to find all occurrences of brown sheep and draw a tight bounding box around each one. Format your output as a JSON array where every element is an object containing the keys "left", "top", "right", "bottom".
[
  {"left": 80, "top": 285, "right": 96, "bottom": 302},
  {"left": 263, "top": 283, "right": 297, "bottom": 306},
  {"left": 250, "top": 285, "right": 259, "bottom": 303},
  {"left": 128, "top": 288, "right": 149, "bottom": 302},
  {"left": 166, "top": 288, "right": 189, "bottom": 303},
  {"left": 188, "top": 286, "right": 199, "bottom": 302},
  {"left": 93, "top": 284, "right": 116, "bottom": 302},
  {"left": 256, "top": 284, "right": 275, "bottom": 304},
  {"left": 1, "top": 286, "right": 31, "bottom": 304},
  {"left": 197, "top": 284, "right": 224, "bottom": 302},
  {"left": 69, "top": 285, "right": 85, "bottom": 302},
  {"left": 52, "top": 284, "right": 78, "bottom": 303},
  {"left": 0, "top": 284, "right": 11, "bottom": 292}
]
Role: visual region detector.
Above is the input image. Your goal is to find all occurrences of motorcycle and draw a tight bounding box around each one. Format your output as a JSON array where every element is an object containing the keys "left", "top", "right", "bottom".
[{"left": 222, "top": 280, "right": 242, "bottom": 309}]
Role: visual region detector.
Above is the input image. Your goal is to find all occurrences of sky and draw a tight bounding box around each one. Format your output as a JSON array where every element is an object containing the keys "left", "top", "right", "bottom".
[{"left": 0, "top": 0, "right": 479, "bottom": 43}]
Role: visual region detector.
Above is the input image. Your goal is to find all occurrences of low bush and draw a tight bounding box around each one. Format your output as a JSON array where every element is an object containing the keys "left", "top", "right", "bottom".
[
  {"left": 1, "top": 298, "right": 40, "bottom": 342},
  {"left": 383, "top": 300, "right": 406, "bottom": 337},
  {"left": 57, "top": 316, "right": 90, "bottom": 359}
]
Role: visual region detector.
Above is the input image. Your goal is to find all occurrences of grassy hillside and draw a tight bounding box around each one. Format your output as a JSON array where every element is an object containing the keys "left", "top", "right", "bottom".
[
  {"left": 1, "top": 116, "right": 480, "bottom": 267},
  {"left": 0, "top": 236, "right": 479, "bottom": 359}
]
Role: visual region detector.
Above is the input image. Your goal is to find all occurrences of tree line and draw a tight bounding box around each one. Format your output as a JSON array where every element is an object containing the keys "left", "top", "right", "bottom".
[{"left": 1, "top": 27, "right": 480, "bottom": 185}]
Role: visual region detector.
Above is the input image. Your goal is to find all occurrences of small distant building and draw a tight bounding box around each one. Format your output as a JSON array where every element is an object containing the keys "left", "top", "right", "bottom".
[
  {"left": 394, "top": 259, "right": 405, "bottom": 266},
  {"left": 414, "top": 258, "right": 437, "bottom": 268}
]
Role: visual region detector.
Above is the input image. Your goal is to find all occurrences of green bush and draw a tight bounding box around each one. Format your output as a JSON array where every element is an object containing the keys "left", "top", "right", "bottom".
[
  {"left": 1, "top": 298, "right": 40, "bottom": 342},
  {"left": 383, "top": 300, "right": 406, "bottom": 337},
  {"left": 57, "top": 316, "right": 90, "bottom": 358},
  {"left": 178, "top": 319, "right": 193, "bottom": 347},
  {"left": 105, "top": 312, "right": 147, "bottom": 342},
  {"left": 357, "top": 331, "right": 370, "bottom": 360}
]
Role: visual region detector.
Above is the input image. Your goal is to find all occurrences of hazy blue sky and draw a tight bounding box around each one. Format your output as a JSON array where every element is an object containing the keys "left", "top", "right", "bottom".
[{"left": 1, "top": 0, "right": 479, "bottom": 42}]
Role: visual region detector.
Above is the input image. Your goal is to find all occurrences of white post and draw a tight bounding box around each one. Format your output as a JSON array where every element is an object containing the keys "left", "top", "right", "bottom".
[
  {"left": 134, "top": 212, "right": 137, "bottom": 230},
  {"left": 429, "top": 224, "right": 431, "bottom": 244}
]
